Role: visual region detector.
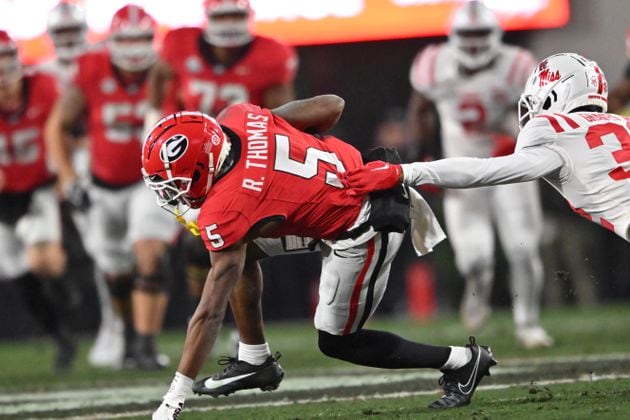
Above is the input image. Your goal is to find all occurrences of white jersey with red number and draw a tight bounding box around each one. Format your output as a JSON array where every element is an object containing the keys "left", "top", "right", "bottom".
[
  {"left": 518, "top": 113, "right": 630, "bottom": 240},
  {"left": 409, "top": 43, "right": 536, "bottom": 158}
]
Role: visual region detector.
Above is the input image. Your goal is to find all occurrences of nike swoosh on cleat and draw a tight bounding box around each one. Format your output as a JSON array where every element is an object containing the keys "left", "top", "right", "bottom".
[
  {"left": 202, "top": 372, "right": 257, "bottom": 389},
  {"left": 457, "top": 346, "right": 481, "bottom": 395}
]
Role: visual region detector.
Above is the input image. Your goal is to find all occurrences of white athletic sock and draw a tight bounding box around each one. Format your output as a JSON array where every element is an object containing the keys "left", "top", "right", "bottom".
[
  {"left": 163, "top": 371, "right": 193, "bottom": 404},
  {"left": 238, "top": 342, "right": 271, "bottom": 365},
  {"left": 441, "top": 346, "right": 473, "bottom": 370}
]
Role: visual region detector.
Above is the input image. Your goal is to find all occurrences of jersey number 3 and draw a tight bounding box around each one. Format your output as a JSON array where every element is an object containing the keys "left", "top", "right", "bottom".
[{"left": 585, "top": 122, "right": 630, "bottom": 180}]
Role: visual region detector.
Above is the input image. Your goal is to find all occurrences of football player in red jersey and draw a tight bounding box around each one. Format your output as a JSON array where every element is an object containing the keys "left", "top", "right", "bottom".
[
  {"left": 46, "top": 5, "right": 178, "bottom": 370},
  {"left": 146, "top": 0, "right": 297, "bottom": 123},
  {"left": 0, "top": 31, "right": 76, "bottom": 371},
  {"left": 145, "top": 0, "right": 299, "bottom": 368},
  {"left": 40, "top": 1, "right": 127, "bottom": 370},
  {"left": 144, "top": 95, "right": 497, "bottom": 419}
]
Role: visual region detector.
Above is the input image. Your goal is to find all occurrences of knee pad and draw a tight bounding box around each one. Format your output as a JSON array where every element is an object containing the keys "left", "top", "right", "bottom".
[
  {"left": 134, "top": 272, "right": 169, "bottom": 294},
  {"left": 106, "top": 274, "right": 134, "bottom": 299},
  {"left": 136, "top": 249, "right": 173, "bottom": 294},
  {"left": 318, "top": 330, "right": 356, "bottom": 360}
]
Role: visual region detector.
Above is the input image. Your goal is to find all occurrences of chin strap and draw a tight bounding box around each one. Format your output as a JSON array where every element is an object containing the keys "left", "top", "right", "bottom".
[{"left": 174, "top": 209, "right": 201, "bottom": 237}]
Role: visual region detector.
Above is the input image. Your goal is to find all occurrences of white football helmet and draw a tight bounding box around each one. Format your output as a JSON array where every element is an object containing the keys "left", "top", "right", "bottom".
[
  {"left": 108, "top": 5, "right": 157, "bottom": 72},
  {"left": 449, "top": 0, "right": 502, "bottom": 70},
  {"left": 0, "top": 31, "right": 22, "bottom": 89},
  {"left": 47, "top": 2, "right": 88, "bottom": 62},
  {"left": 518, "top": 53, "right": 608, "bottom": 128},
  {"left": 204, "top": 0, "right": 253, "bottom": 48}
]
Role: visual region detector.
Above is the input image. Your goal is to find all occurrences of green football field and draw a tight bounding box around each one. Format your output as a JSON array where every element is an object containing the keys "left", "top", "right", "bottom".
[{"left": 2, "top": 304, "right": 630, "bottom": 419}]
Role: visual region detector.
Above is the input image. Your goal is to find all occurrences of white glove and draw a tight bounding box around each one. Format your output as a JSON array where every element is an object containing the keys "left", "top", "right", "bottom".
[{"left": 152, "top": 400, "right": 184, "bottom": 420}]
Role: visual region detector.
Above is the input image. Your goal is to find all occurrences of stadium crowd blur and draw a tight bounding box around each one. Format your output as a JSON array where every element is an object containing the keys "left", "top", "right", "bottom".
[{"left": 1, "top": 0, "right": 629, "bottom": 370}]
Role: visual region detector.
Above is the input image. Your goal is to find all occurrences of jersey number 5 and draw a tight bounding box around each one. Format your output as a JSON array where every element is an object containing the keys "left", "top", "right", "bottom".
[
  {"left": 205, "top": 223, "right": 225, "bottom": 249},
  {"left": 585, "top": 122, "right": 630, "bottom": 181},
  {"left": 274, "top": 134, "right": 345, "bottom": 188}
]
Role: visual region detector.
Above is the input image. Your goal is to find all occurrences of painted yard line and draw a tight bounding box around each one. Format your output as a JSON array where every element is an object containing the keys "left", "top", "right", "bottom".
[
  {"left": 3, "top": 352, "right": 630, "bottom": 417},
  {"left": 0, "top": 366, "right": 533, "bottom": 416},
  {"left": 66, "top": 372, "right": 630, "bottom": 420}
]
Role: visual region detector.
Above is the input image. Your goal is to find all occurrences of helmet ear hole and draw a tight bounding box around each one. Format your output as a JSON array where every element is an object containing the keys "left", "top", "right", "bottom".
[
  {"left": 543, "top": 97, "right": 552, "bottom": 110},
  {"left": 192, "top": 169, "right": 201, "bottom": 183}
]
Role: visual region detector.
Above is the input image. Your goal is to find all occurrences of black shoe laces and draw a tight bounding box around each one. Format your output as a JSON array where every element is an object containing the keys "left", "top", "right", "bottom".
[{"left": 214, "top": 356, "right": 239, "bottom": 378}]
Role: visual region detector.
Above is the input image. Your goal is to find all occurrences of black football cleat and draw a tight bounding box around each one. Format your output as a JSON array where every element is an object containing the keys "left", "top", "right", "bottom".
[
  {"left": 429, "top": 336, "right": 497, "bottom": 409},
  {"left": 193, "top": 352, "right": 284, "bottom": 397}
]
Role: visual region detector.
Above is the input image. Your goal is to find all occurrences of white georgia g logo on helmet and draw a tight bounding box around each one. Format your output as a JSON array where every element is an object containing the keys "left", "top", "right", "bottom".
[{"left": 161, "top": 134, "right": 189, "bottom": 163}]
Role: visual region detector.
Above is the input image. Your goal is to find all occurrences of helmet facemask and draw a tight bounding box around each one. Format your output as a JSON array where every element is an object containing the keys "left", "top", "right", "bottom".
[
  {"left": 449, "top": 0, "right": 502, "bottom": 71},
  {"left": 450, "top": 27, "right": 501, "bottom": 70},
  {"left": 109, "top": 33, "right": 156, "bottom": 72},
  {"left": 204, "top": 0, "right": 253, "bottom": 47}
]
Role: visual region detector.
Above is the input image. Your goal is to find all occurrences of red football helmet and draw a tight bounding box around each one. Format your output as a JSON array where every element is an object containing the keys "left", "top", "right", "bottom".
[
  {"left": 142, "top": 111, "right": 232, "bottom": 214},
  {"left": 0, "top": 31, "right": 22, "bottom": 89},
  {"left": 108, "top": 4, "right": 156, "bottom": 72},
  {"left": 203, "top": 0, "right": 253, "bottom": 47}
]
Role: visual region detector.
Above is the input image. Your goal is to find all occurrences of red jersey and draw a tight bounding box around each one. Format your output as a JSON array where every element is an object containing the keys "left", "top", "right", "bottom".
[
  {"left": 0, "top": 71, "right": 57, "bottom": 193},
  {"left": 198, "top": 104, "right": 364, "bottom": 251},
  {"left": 161, "top": 28, "right": 297, "bottom": 116},
  {"left": 73, "top": 50, "right": 147, "bottom": 186}
]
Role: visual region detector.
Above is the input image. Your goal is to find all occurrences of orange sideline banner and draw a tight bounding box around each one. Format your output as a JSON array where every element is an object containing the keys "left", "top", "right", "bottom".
[{"left": 14, "top": 0, "right": 569, "bottom": 64}]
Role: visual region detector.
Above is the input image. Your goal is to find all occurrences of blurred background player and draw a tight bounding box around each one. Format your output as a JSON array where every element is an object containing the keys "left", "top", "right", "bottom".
[
  {"left": 0, "top": 30, "right": 76, "bottom": 371},
  {"left": 46, "top": 5, "right": 178, "bottom": 369},
  {"left": 407, "top": 1, "right": 552, "bottom": 348},
  {"left": 40, "top": 1, "right": 126, "bottom": 369},
  {"left": 39, "top": 1, "right": 88, "bottom": 86},
  {"left": 145, "top": 0, "right": 298, "bottom": 352}
]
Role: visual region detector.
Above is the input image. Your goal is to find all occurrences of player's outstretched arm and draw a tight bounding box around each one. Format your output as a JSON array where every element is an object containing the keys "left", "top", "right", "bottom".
[
  {"left": 341, "top": 146, "right": 565, "bottom": 195},
  {"left": 154, "top": 241, "right": 248, "bottom": 419},
  {"left": 271, "top": 94, "right": 344, "bottom": 134}
]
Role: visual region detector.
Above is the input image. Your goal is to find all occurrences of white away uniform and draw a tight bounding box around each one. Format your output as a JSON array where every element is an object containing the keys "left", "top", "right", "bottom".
[
  {"left": 402, "top": 111, "right": 630, "bottom": 241},
  {"left": 410, "top": 43, "right": 545, "bottom": 331}
]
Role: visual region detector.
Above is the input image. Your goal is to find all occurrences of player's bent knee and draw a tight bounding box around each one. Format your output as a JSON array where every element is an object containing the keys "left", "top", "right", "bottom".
[
  {"left": 460, "top": 258, "right": 493, "bottom": 280},
  {"left": 318, "top": 330, "right": 355, "bottom": 360},
  {"left": 135, "top": 272, "right": 169, "bottom": 294},
  {"left": 106, "top": 274, "right": 134, "bottom": 299}
]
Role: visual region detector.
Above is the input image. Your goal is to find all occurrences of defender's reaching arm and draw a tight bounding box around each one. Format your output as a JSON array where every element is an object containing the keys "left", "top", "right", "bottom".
[{"left": 340, "top": 145, "right": 565, "bottom": 196}]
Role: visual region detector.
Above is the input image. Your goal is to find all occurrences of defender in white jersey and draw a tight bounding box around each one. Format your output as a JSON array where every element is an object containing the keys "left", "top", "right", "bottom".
[
  {"left": 342, "top": 52, "right": 629, "bottom": 277},
  {"left": 407, "top": 0, "right": 550, "bottom": 348}
]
